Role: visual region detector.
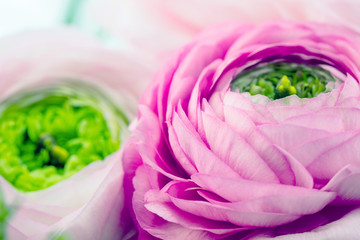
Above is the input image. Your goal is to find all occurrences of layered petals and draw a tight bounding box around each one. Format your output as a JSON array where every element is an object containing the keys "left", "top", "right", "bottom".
[{"left": 124, "top": 21, "right": 360, "bottom": 239}]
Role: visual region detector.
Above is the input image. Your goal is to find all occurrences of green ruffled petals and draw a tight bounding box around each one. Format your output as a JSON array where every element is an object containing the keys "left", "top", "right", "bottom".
[
  {"left": 231, "top": 62, "right": 336, "bottom": 100},
  {"left": 0, "top": 85, "right": 128, "bottom": 192}
]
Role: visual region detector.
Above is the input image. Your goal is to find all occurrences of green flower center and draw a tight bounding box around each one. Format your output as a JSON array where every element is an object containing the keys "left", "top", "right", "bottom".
[
  {"left": 231, "top": 62, "right": 337, "bottom": 100},
  {"left": 0, "top": 85, "right": 128, "bottom": 192}
]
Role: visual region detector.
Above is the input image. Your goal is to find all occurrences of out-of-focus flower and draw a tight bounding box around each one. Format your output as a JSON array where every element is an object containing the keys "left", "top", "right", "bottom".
[
  {"left": 89, "top": 0, "right": 360, "bottom": 61},
  {"left": 0, "top": 28, "right": 151, "bottom": 239},
  {"left": 124, "top": 21, "right": 360, "bottom": 239}
]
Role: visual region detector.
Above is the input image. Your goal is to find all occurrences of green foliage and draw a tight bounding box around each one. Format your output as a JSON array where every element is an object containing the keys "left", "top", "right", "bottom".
[
  {"left": 231, "top": 62, "right": 336, "bottom": 100},
  {"left": 49, "top": 232, "right": 70, "bottom": 240},
  {"left": 0, "top": 192, "right": 9, "bottom": 240},
  {"left": 0, "top": 86, "right": 127, "bottom": 192}
]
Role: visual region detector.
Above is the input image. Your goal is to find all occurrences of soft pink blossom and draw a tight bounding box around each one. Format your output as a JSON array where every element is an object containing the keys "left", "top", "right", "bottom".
[
  {"left": 90, "top": 0, "right": 360, "bottom": 61},
  {"left": 0, "top": 28, "right": 151, "bottom": 239}
]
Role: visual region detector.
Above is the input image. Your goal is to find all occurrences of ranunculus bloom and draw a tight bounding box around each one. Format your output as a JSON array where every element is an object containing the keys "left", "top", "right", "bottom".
[
  {"left": 124, "top": 21, "right": 360, "bottom": 239},
  {"left": 0, "top": 29, "right": 151, "bottom": 239}
]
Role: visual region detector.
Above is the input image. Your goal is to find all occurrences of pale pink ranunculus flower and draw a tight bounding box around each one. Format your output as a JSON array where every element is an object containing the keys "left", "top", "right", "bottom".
[
  {"left": 123, "top": 21, "right": 360, "bottom": 239},
  {"left": 0, "top": 28, "right": 152, "bottom": 240},
  {"left": 89, "top": 0, "right": 360, "bottom": 63}
]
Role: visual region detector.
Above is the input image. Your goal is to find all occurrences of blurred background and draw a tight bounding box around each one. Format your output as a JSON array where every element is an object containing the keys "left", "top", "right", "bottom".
[
  {"left": 0, "top": 0, "right": 122, "bottom": 47},
  {"left": 2, "top": 0, "right": 360, "bottom": 64},
  {"left": 0, "top": 1, "right": 86, "bottom": 34}
]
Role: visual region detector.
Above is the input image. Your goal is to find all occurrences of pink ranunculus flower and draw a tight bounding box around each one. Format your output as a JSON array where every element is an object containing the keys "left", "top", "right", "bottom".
[
  {"left": 123, "top": 21, "right": 360, "bottom": 239},
  {"left": 0, "top": 29, "right": 151, "bottom": 239}
]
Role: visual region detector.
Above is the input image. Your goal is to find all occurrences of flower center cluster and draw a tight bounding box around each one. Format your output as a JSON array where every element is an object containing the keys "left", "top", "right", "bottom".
[
  {"left": 231, "top": 62, "right": 336, "bottom": 100},
  {"left": 0, "top": 86, "right": 127, "bottom": 192}
]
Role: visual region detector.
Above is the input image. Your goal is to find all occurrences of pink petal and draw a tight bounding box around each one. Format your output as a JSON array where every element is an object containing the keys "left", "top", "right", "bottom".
[
  {"left": 167, "top": 178, "right": 335, "bottom": 228},
  {"left": 252, "top": 208, "right": 360, "bottom": 240},
  {"left": 223, "top": 105, "right": 297, "bottom": 185},
  {"left": 322, "top": 165, "right": 360, "bottom": 202},
  {"left": 338, "top": 75, "right": 360, "bottom": 101},
  {"left": 283, "top": 114, "right": 344, "bottom": 133},
  {"left": 202, "top": 192, "right": 335, "bottom": 216},
  {"left": 135, "top": 106, "right": 185, "bottom": 180},
  {"left": 307, "top": 133, "right": 360, "bottom": 181},
  {"left": 265, "top": 87, "right": 342, "bottom": 121},
  {"left": 223, "top": 91, "right": 274, "bottom": 124},
  {"left": 197, "top": 98, "right": 219, "bottom": 140},
  {"left": 132, "top": 166, "right": 216, "bottom": 240},
  {"left": 316, "top": 107, "right": 360, "bottom": 130},
  {"left": 167, "top": 124, "right": 198, "bottom": 175},
  {"left": 187, "top": 59, "right": 222, "bottom": 128},
  {"left": 208, "top": 91, "right": 226, "bottom": 121},
  {"left": 223, "top": 105, "right": 256, "bottom": 136},
  {"left": 144, "top": 186, "right": 242, "bottom": 235},
  {"left": 266, "top": 105, "right": 311, "bottom": 122},
  {"left": 258, "top": 124, "right": 332, "bottom": 150},
  {"left": 4, "top": 150, "right": 127, "bottom": 239},
  {"left": 170, "top": 196, "right": 300, "bottom": 227},
  {"left": 274, "top": 146, "right": 314, "bottom": 188},
  {"left": 201, "top": 111, "right": 279, "bottom": 183},
  {"left": 289, "top": 131, "right": 358, "bottom": 167},
  {"left": 338, "top": 96, "right": 360, "bottom": 108},
  {"left": 7, "top": 225, "right": 27, "bottom": 240},
  {"left": 192, "top": 174, "right": 316, "bottom": 203},
  {"left": 171, "top": 111, "right": 240, "bottom": 179}
]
